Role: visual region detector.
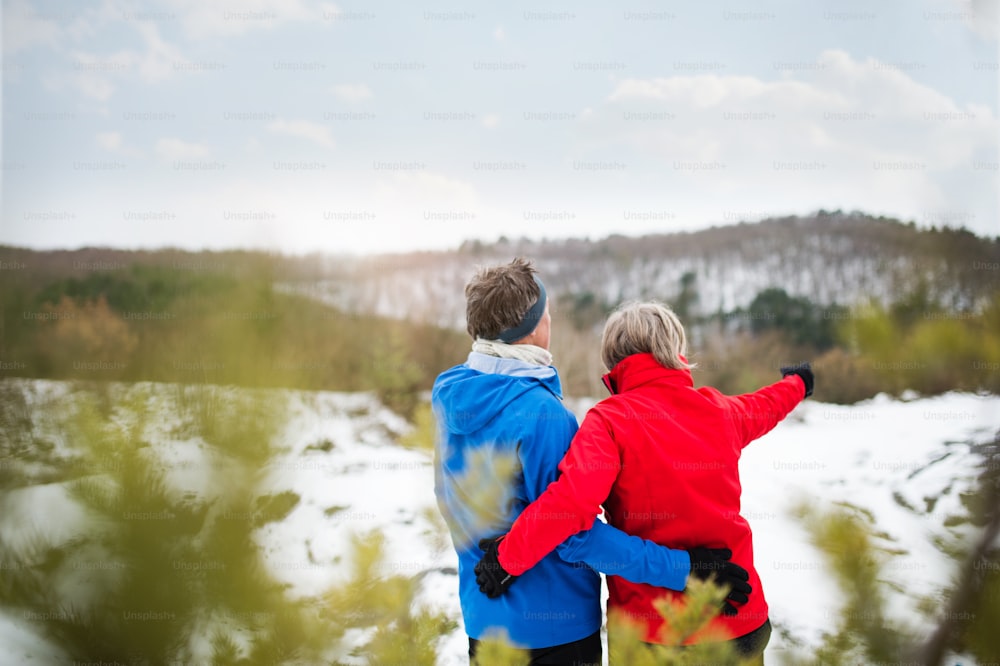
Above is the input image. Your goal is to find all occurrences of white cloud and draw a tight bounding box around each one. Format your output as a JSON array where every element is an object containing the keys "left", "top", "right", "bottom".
[
  {"left": 163, "top": 0, "right": 324, "bottom": 38},
  {"left": 155, "top": 138, "right": 211, "bottom": 161},
  {"left": 96, "top": 131, "right": 123, "bottom": 152},
  {"left": 133, "top": 23, "right": 186, "bottom": 83},
  {"left": 319, "top": 3, "right": 341, "bottom": 22},
  {"left": 244, "top": 137, "right": 263, "bottom": 154},
  {"left": 331, "top": 83, "right": 373, "bottom": 103},
  {"left": 7, "top": 0, "right": 187, "bottom": 103},
  {"left": 2, "top": 0, "right": 61, "bottom": 53},
  {"left": 372, "top": 171, "right": 481, "bottom": 229},
  {"left": 376, "top": 170, "right": 479, "bottom": 204},
  {"left": 72, "top": 73, "right": 116, "bottom": 102},
  {"left": 66, "top": 49, "right": 133, "bottom": 102},
  {"left": 267, "top": 119, "right": 336, "bottom": 150},
  {"left": 59, "top": 22, "right": 183, "bottom": 104},
  {"left": 586, "top": 49, "right": 997, "bottom": 229},
  {"left": 97, "top": 131, "right": 144, "bottom": 157},
  {"left": 952, "top": 0, "right": 998, "bottom": 39}
]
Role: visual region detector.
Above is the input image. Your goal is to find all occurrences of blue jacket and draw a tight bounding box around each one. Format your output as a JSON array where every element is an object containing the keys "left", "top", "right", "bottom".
[{"left": 432, "top": 352, "right": 690, "bottom": 648}]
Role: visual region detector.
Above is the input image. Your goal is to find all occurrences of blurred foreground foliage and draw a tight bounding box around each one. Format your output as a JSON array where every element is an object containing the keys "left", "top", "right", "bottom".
[
  {"left": 1, "top": 379, "right": 998, "bottom": 664},
  {"left": 0, "top": 380, "right": 454, "bottom": 664},
  {"left": 784, "top": 434, "right": 1000, "bottom": 666},
  {"left": 606, "top": 578, "right": 748, "bottom": 665},
  {"left": 467, "top": 577, "right": 748, "bottom": 665}
]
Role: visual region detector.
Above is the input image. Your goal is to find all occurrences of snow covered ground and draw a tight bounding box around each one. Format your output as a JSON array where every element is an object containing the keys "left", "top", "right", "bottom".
[
  {"left": 2, "top": 381, "right": 998, "bottom": 665},
  {"left": 740, "top": 392, "right": 999, "bottom": 662}
]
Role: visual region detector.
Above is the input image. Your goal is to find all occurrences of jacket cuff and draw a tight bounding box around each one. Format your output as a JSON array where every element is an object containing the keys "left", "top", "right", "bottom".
[
  {"left": 787, "top": 373, "right": 807, "bottom": 398},
  {"left": 497, "top": 538, "right": 529, "bottom": 576}
]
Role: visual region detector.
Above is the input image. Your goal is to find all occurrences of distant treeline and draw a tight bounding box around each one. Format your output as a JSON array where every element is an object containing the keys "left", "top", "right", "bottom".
[
  {"left": 341, "top": 210, "right": 1000, "bottom": 329},
  {"left": 548, "top": 274, "right": 1000, "bottom": 401},
  {"left": 2, "top": 209, "right": 999, "bottom": 410},
  {"left": 0, "top": 251, "right": 466, "bottom": 417}
]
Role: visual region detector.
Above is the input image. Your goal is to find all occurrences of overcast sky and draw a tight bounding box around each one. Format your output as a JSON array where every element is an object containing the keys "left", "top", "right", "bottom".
[{"left": 2, "top": 0, "right": 998, "bottom": 255}]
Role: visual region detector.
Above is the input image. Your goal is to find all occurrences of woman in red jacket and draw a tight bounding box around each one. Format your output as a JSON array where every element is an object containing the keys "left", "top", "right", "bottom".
[{"left": 475, "top": 300, "right": 813, "bottom": 662}]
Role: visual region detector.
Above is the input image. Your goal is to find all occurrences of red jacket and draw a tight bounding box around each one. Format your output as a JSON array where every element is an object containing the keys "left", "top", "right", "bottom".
[{"left": 498, "top": 353, "right": 805, "bottom": 644}]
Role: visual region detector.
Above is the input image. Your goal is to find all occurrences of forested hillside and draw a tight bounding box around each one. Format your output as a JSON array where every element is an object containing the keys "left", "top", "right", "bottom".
[
  {"left": 0, "top": 248, "right": 465, "bottom": 418},
  {"left": 283, "top": 210, "right": 1000, "bottom": 399},
  {"left": 308, "top": 210, "right": 999, "bottom": 329},
  {"left": 2, "top": 210, "right": 998, "bottom": 403}
]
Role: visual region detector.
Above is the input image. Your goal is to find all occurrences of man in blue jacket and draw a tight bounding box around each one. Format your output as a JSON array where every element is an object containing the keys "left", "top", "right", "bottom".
[{"left": 433, "top": 258, "right": 745, "bottom": 664}]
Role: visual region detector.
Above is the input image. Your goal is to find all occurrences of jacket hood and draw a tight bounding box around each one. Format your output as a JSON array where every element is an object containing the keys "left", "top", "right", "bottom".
[{"left": 433, "top": 352, "right": 563, "bottom": 435}]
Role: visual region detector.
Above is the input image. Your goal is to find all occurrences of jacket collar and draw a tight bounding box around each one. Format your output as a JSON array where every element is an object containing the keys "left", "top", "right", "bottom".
[{"left": 601, "top": 352, "right": 693, "bottom": 395}]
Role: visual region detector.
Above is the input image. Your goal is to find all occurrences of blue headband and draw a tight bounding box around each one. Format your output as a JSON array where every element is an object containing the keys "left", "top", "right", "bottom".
[{"left": 498, "top": 276, "right": 547, "bottom": 343}]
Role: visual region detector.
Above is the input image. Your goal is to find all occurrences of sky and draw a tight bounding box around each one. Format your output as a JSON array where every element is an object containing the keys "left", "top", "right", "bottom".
[{"left": 2, "top": 0, "right": 998, "bottom": 255}]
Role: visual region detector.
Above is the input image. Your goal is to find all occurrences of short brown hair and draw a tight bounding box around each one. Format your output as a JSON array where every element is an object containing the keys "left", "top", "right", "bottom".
[
  {"left": 465, "top": 257, "right": 541, "bottom": 340},
  {"left": 600, "top": 300, "right": 692, "bottom": 371}
]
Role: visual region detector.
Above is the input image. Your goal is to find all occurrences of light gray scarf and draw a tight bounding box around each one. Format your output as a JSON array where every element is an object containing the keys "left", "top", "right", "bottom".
[{"left": 471, "top": 338, "right": 553, "bottom": 367}]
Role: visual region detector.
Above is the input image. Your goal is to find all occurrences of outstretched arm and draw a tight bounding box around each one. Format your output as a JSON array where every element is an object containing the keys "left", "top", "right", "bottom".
[{"left": 726, "top": 370, "right": 807, "bottom": 447}]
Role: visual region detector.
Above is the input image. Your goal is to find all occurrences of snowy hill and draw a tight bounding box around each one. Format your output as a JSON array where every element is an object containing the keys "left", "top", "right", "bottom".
[
  {"left": 281, "top": 212, "right": 1000, "bottom": 330},
  {"left": 1, "top": 380, "right": 998, "bottom": 664}
]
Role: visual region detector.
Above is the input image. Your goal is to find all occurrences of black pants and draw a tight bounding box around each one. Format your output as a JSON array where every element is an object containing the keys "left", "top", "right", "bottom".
[
  {"left": 657, "top": 619, "right": 770, "bottom": 663},
  {"left": 618, "top": 619, "right": 772, "bottom": 664},
  {"left": 469, "top": 629, "right": 601, "bottom": 666},
  {"left": 731, "top": 619, "right": 771, "bottom": 660}
]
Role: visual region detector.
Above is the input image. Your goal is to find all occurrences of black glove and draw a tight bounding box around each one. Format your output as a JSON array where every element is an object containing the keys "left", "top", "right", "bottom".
[
  {"left": 780, "top": 361, "right": 814, "bottom": 398},
  {"left": 475, "top": 536, "right": 518, "bottom": 599},
  {"left": 687, "top": 547, "right": 752, "bottom": 617}
]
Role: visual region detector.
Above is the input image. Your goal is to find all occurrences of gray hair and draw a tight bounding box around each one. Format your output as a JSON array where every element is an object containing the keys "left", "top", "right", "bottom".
[{"left": 600, "top": 300, "right": 692, "bottom": 372}]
